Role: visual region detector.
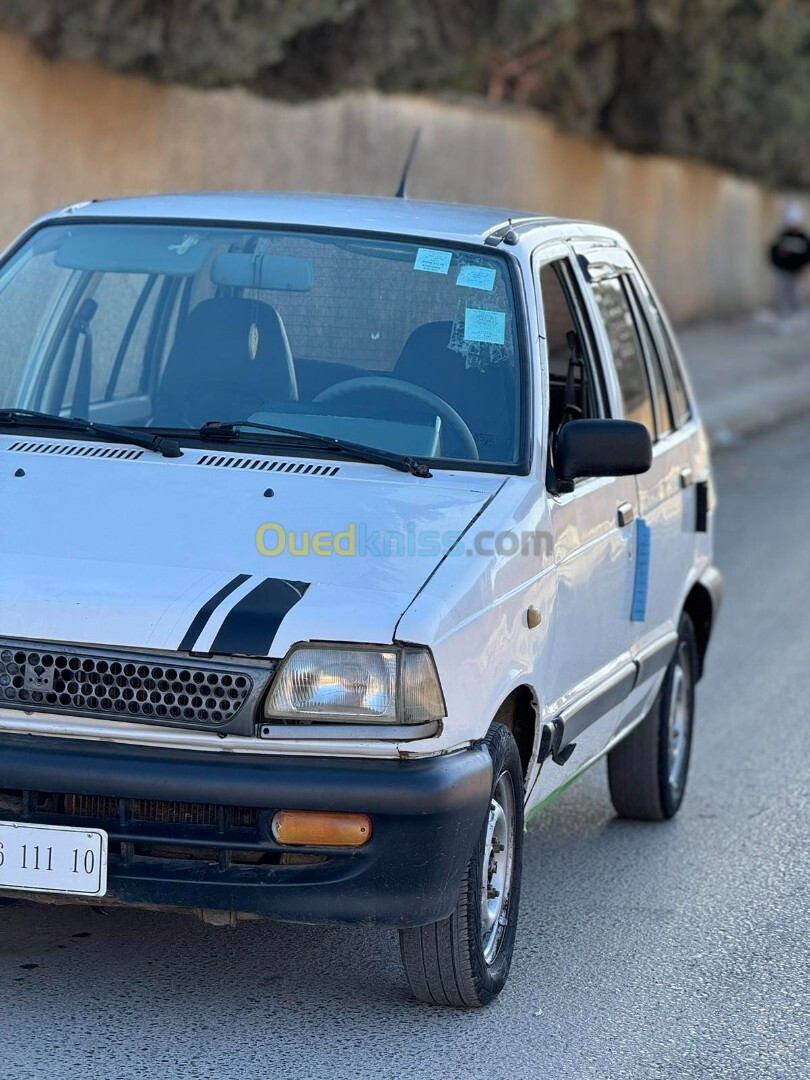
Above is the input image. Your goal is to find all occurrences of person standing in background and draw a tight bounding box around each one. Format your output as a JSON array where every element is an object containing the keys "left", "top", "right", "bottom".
[{"left": 769, "top": 202, "right": 810, "bottom": 320}]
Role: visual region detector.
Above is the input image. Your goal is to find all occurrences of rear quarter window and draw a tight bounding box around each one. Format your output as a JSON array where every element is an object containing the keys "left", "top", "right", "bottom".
[
  {"left": 631, "top": 268, "right": 692, "bottom": 426},
  {"left": 589, "top": 276, "right": 656, "bottom": 437}
]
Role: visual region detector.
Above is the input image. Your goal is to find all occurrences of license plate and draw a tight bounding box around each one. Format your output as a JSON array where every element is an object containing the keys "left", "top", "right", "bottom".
[{"left": 0, "top": 820, "right": 108, "bottom": 897}]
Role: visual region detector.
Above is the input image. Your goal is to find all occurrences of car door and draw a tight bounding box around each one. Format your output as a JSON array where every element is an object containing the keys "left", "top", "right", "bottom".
[
  {"left": 624, "top": 269, "right": 699, "bottom": 714},
  {"left": 529, "top": 245, "right": 639, "bottom": 805},
  {"left": 578, "top": 247, "right": 696, "bottom": 733}
]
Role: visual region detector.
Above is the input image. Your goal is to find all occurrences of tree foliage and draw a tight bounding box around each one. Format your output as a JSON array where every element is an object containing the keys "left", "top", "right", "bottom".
[{"left": 2, "top": 0, "right": 808, "bottom": 187}]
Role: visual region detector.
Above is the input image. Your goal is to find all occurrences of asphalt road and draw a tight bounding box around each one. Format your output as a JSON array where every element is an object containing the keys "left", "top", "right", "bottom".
[{"left": 1, "top": 420, "right": 808, "bottom": 1080}]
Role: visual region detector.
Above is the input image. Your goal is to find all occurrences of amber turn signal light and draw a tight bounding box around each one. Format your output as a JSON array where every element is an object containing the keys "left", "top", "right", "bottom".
[{"left": 272, "top": 810, "right": 373, "bottom": 848}]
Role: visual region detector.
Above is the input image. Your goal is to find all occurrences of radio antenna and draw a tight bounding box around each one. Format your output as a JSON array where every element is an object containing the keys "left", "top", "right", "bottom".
[{"left": 395, "top": 130, "right": 422, "bottom": 199}]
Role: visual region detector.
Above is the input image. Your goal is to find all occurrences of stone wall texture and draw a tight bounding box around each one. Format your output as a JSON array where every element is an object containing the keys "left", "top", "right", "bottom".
[{"left": 0, "top": 32, "right": 806, "bottom": 323}]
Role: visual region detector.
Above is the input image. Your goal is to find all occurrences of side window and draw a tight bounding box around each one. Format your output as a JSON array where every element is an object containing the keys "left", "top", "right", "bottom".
[
  {"left": 657, "top": 324, "right": 690, "bottom": 427},
  {"left": 539, "top": 259, "right": 606, "bottom": 438},
  {"left": 86, "top": 272, "right": 152, "bottom": 403},
  {"left": 662, "top": 338, "right": 690, "bottom": 427},
  {"left": 45, "top": 272, "right": 160, "bottom": 413},
  {"left": 590, "top": 276, "right": 655, "bottom": 438},
  {"left": 0, "top": 250, "right": 72, "bottom": 405},
  {"left": 631, "top": 271, "right": 691, "bottom": 426},
  {"left": 105, "top": 278, "right": 161, "bottom": 402},
  {"left": 154, "top": 279, "right": 187, "bottom": 385},
  {"left": 626, "top": 277, "right": 674, "bottom": 437}
]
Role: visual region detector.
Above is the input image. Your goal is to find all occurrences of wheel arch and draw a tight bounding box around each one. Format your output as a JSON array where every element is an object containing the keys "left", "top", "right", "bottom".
[
  {"left": 492, "top": 684, "right": 538, "bottom": 782},
  {"left": 683, "top": 576, "right": 718, "bottom": 681}
]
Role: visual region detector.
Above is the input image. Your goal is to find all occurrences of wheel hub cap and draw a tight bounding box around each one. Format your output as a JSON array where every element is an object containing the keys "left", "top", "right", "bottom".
[
  {"left": 480, "top": 773, "right": 515, "bottom": 965},
  {"left": 667, "top": 658, "right": 689, "bottom": 794}
]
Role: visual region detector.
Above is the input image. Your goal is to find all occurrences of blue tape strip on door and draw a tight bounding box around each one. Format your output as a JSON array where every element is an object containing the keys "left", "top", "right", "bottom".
[{"left": 631, "top": 518, "right": 652, "bottom": 622}]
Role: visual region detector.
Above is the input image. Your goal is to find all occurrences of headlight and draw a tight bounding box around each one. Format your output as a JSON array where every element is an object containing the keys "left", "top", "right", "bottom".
[{"left": 263, "top": 645, "right": 445, "bottom": 726}]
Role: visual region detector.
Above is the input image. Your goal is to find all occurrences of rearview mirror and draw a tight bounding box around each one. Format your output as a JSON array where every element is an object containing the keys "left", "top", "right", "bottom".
[{"left": 556, "top": 419, "right": 652, "bottom": 482}]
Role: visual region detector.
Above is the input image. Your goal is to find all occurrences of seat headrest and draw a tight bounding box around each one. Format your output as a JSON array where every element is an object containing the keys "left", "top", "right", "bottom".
[
  {"left": 154, "top": 297, "right": 298, "bottom": 426},
  {"left": 396, "top": 321, "right": 505, "bottom": 380},
  {"left": 394, "top": 320, "right": 517, "bottom": 460},
  {"left": 396, "top": 322, "right": 455, "bottom": 380}
]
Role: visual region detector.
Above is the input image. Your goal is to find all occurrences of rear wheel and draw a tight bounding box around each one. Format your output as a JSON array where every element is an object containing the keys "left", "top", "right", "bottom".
[
  {"left": 399, "top": 723, "right": 524, "bottom": 1007},
  {"left": 608, "top": 612, "right": 697, "bottom": 821}
]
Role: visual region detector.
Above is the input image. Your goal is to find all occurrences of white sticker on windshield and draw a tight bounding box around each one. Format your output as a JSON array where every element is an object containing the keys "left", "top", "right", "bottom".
[
  {"left": 464, "top": 308, "right": 506, "bottom": 345},
  {"left": 414, "top": 247, "right": 452, "bottom": 274},
  {"left": 456, "top": 265, "right": 496, "bottom": 291}
]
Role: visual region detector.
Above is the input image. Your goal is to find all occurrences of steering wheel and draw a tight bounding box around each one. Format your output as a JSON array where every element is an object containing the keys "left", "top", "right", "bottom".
[{"left": 313, "top": 376, "right": 479, "bottom": 461}]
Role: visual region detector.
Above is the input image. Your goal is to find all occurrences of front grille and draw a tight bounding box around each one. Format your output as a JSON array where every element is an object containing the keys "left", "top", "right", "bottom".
[
  {"left": 0, "top": 639, "right": 269, "bottom": 733},
  {"left": 1, "top": 789, "right": 257, "bottom": 830},
  {"left": 0, "top": 789, "right": 270, "bottom": 868},
  {"left": 0, "top": 791, "right": 328, "bottom": 872},
  {"left": 62, "top": 794, "right": 257, "bottom": 829}
]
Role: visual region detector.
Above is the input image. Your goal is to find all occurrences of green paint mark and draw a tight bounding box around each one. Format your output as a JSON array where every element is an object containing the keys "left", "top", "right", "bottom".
[{"left": 524, "top": 762, "right": 590, "bottom": 830}]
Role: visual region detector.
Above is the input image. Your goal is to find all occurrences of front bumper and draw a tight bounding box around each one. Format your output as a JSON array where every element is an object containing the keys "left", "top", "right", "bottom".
[{"left": 0, "top": 734, "right": 491, "bottom": 927}]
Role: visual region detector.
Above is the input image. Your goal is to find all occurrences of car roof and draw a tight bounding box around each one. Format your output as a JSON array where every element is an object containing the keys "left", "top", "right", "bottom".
[{"left": 53, "top": 192, "right": 580, "bottom": 246}]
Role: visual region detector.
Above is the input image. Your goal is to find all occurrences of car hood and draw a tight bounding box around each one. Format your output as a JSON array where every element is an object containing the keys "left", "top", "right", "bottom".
[{"left": 0, "top": 441, "right": 503, "bottom": 658}]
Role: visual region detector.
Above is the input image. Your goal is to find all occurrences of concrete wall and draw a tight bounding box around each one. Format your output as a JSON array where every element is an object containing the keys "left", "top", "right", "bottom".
[{"left": 0, "top": 32, "right": 804, "bottom": 323}]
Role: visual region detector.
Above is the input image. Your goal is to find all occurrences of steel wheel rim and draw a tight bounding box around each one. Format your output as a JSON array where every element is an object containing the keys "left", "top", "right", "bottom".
[
  {"left": 480, "top": 771, "right": 515, "bottom": 966},
  {"left": 667, "top": 649, "right": 690, "bottom": 794}
]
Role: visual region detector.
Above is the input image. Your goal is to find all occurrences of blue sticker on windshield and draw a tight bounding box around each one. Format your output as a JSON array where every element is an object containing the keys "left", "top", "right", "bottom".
[
  {"left": 414, "top": 247, "right": 452, "bottom": 274},
  {"left": 464, "top": 308, "right": 506, "bottom": 345},
  {"left": 456, "top": 265, "right": 496, "bottom": 291}
]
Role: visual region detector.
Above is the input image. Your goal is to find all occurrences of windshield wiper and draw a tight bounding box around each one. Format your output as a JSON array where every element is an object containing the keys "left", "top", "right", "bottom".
[
  {"left": 198, "top": 420, "right": 432, "bottom": 478},
  {"left": 0, "top": 409, "right": 182, "bottom": 458}
]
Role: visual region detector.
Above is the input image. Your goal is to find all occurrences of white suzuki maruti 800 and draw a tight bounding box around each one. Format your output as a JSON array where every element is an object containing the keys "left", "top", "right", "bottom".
[{"left": 0, "top": 194, "right": 720, "bottom": 1006}]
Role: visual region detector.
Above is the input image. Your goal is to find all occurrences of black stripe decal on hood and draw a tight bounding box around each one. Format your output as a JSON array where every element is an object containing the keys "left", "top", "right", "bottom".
[
  {"left": 178, "top": 574, "right": 251, "bottom": 652},
  {"left": 209, "top": 578, "right": 309, "bottom": 657}
]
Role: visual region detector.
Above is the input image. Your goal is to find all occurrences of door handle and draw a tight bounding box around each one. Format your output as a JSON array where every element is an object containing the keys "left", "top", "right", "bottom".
[
  {"left": 679, "top": 466, "right": 694, "bottom": 489},
  {"left": 617, "top": 502, "right": 635, "bottom": 527}
]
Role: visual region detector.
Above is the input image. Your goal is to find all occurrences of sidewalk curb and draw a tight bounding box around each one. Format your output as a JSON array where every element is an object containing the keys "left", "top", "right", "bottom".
[{"left": 679, "top": 315, "right": 810, "bottom": 452}]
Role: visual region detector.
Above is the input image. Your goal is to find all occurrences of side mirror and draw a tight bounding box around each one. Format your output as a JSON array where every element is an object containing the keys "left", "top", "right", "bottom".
[{"left": 556, "top": 419, "right": 652, "bottom": 482}]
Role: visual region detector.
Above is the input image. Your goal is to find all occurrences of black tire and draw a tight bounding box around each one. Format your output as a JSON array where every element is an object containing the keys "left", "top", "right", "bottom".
[
  {"left": 608, "top": 612, "right": 698, "bottom": 821},
  {"left": 399, "top": 722, "right": 524, "bottom": 1007}
]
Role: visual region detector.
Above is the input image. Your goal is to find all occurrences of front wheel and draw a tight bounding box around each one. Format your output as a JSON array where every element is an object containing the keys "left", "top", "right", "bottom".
[
  {"left": 608, "top": 612, "right": 698, "bottom": 821},
  {"left": 399, "top": 722, "right": 524, "bottom": 1007}
]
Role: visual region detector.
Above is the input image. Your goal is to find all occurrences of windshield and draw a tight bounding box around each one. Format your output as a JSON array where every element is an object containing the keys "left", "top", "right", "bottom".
[{"left": 0, "top": 222, "right": 524, "bottom": 468}]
